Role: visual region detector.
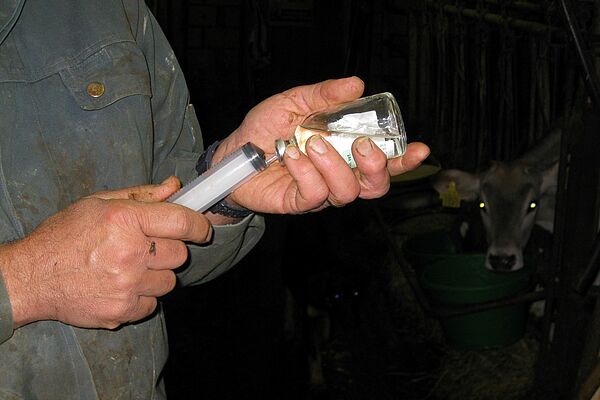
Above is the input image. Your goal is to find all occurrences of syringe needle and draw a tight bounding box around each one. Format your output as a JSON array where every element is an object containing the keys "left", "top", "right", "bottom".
[{"left": 265, "top": 153, "right": 279, "bottom": 165}]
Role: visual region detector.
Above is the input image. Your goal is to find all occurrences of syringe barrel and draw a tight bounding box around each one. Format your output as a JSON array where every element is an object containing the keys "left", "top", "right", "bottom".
[{"left": 167, "top": 143, "right": 267, "bottom": 212}]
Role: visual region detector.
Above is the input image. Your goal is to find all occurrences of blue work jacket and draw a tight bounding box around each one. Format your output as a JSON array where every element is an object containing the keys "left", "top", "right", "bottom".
[{"left": 0, "top": 1, "right": 264, "bottom": 398}]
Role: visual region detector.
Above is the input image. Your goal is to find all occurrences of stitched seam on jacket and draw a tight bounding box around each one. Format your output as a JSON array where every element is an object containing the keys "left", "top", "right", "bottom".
[
  {"left": 0, "top": 143, "right": 24, "bottom": 238},
  {"left": 0, "top": 36, "right": 134, "bottom": 84}
]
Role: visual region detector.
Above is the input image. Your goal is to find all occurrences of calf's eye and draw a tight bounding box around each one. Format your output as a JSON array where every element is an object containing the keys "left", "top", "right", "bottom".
[{"left": 527, "top": 201, "right": 537, "bottom": 213}]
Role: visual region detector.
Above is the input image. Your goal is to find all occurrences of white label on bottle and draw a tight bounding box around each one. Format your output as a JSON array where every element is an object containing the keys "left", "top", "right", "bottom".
[
  {"left": 323, "top": 135, "right": 357, "bottom": 167},
  {"left": 328, "top": 111, "right": 381, "bottom": 135},
  {"left": 371, "top": 137, "right": 397, "bottom": 158}
]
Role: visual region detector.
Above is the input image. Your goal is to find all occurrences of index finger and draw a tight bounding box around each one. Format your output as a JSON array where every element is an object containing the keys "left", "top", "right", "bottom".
[{"left": 127, "top": 201, "right": 213, "bottom": 244}]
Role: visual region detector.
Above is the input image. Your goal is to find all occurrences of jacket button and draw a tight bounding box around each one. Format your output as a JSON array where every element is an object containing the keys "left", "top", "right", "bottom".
[{"left": 86, "top": 82, "right": 105, "bottom": 98}]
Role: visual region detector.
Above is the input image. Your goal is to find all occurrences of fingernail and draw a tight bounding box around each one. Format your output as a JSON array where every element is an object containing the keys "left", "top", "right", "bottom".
[
  {"left": 285, "top": 144, "right": 300, "bottom": 160},
  {"left": 308, "top": 135, "right": 328, "bottom": 154},
  {"left": 161, "top": 176, "right": 181, "bottom": 189},
  {"left": 356, "top": 137, "right": 374, "bottom": 157}
]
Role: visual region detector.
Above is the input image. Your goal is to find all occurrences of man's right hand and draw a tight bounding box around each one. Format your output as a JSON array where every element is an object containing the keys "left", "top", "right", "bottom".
[{"left": 0, "top": 177, "right": 212, "bottom": 330}]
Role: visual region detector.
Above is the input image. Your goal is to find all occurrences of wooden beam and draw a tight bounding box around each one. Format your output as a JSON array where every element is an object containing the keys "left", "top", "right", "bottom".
[{"left": 425, "top": 0, "right": 564, "bottom": 37}]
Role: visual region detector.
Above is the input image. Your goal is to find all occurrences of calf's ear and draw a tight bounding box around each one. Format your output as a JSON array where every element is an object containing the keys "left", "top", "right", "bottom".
[
  {"left": 541, "top": 162, "right": 559, "bottom": 195},
  {"left": 431, "top": 169, "right": 481, "bottom": 201}
]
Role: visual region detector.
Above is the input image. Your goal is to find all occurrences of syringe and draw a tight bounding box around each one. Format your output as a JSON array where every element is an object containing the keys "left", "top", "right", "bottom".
[{"left": 167, "top": 142, "right": 278, "bottom": 213}]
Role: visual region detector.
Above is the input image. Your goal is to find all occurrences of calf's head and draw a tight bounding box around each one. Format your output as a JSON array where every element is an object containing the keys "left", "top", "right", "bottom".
[{"left": 432, "top": 160, "right": 558, "bottom": 272}]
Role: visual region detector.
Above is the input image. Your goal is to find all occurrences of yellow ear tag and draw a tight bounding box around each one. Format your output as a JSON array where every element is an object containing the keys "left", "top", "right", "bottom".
[{"left": 440, "top": 181, "right": 461, "bottom": 208}]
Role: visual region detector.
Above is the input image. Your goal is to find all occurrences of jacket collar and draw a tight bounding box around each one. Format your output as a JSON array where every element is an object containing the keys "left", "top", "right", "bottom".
[{"left": 0, "top": 0, "right": 25, "bottom": 46}]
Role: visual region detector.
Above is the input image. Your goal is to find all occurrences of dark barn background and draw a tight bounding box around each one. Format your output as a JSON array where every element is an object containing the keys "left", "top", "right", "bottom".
[{"left": 145, "top": 1, "right": 600, "bottom": 399}]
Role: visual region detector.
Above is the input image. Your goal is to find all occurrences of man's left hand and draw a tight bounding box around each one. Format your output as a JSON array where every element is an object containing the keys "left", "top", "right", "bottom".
[{"left": 213, "top": 76, "right": 430, "bottom": 214}]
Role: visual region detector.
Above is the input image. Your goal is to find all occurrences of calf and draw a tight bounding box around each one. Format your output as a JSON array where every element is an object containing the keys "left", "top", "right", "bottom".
[{"left": 431, "top": 128, "right": 561, "bottom": 272}]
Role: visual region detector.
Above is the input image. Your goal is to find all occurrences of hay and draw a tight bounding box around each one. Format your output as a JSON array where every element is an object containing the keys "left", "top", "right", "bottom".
[
  {"left": 305, "top": 208, "right": 539, "bottom": 399},
  {"left": 429, "top": 336, "right": 538, "bottom": 400},
  {"left": 387, "top": 210, "right": 539, "bottom": 400}
]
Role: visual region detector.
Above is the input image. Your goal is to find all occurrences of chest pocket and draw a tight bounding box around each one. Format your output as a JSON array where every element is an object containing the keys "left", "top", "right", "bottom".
[
  {"left": 25, "top": 39, "right": 156, "bottom": 215},
  {"left": 59, "top": 41, "right": 151, "bottom": 110}
]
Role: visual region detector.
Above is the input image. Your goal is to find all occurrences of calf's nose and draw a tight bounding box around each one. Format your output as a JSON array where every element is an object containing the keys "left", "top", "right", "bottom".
[{"left": 488, "top": 253, "right": 517, "bottom": 271}]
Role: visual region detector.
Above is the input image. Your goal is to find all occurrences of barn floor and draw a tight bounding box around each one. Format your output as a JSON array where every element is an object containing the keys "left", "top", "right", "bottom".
[{"left": 162, "top": 198, "right": 539, "bottom": 399}]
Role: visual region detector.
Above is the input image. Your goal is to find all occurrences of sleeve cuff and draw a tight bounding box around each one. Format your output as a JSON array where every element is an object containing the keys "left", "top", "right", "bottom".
[{"left": 176, "top": 214, "right": 265, "bottom": 286}]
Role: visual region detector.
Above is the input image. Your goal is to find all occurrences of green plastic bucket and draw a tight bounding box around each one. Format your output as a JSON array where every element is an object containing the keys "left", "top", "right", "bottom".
[{"left": 421, "top": 254, "right": 532, "bottom": 350}]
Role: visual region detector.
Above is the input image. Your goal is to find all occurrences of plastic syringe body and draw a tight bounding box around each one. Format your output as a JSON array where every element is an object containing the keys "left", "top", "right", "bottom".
[{"left": 167, "top": 142, "right": 274, "bottom": 213}]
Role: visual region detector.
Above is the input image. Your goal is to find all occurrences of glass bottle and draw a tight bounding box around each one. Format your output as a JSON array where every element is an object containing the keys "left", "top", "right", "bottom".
[{"left": 275, "top": 92, "right": 407, "bottom": 168}]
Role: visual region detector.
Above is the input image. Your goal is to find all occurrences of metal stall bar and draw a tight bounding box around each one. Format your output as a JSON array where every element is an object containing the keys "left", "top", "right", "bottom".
[
  {"left": 424, "top": 0, "right": 565, "bottom": 37},
  {"left": 534, "top": 1, "right": 600, "bottom": 397}
]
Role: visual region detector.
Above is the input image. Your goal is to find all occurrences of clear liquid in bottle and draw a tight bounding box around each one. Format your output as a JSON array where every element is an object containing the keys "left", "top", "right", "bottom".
[
  {"left": 274, "top": 92, "right": 407, "bottom": 168},
  {"left": 276, "top": 125, "right": 406, "bottom": 168}
]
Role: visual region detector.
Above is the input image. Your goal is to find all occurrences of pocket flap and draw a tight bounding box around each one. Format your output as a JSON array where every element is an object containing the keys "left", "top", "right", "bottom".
[{"left": 59, "top": 41, "right": 151, "bottom": 110}]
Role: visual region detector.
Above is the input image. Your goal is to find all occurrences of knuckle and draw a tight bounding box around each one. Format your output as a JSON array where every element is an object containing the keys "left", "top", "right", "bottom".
[
  {"left": 340, "top": 186, "right": 361, "bottom": 204},
  {"left": 171, "top": 208, "right": 193, "bottom": 236},
  {"left": 167, "top": 274, "right": 177, "bottom": 292},
  {"left": 110, "top": 246, "right": 136, "bottom": 266},
  {"left": 112, "top": 297, "right": 158, "bottom": 324},
  {"left": 172, "top": 242, "right": 189, "bottom": 265},
  {"left": 100, "top": 202, "right": 126, "bottom": 224},
  {"left": 201, "top": 223, "right": 213, "bottom": 243},
  {"left": 102, "top": 320, "right": 121, "bottom": 330},
  {"left": 363, "top": 181, "right": 390, "bottom": 200},
  {"left": 327, "top": 184, "right": 360, "bottom": 207},
  {"left": 306, "top": 187, "right": 329, "bottom": 205},
  {"left": 111, "top": 299, "right": 135, "bottom": 320},
  {"left": 139, "top": 298, "right": 158, "bottom": 318},
  {"left": 374, "top": 183, "right": 390, "bottom": 198},
  {"left": 161, "top": 272, "right": 177, "bottom": 294},
  {"left": 112, "top": 272, "right": 137, "bottom": 292}
]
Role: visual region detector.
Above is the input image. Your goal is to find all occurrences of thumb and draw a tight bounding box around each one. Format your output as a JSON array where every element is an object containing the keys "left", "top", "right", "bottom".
[
  {"left": 89, "top": 176, "right": 182, "bottom": 202},
  {"left": 285, "top": 76, "right": 365, "bottom": 112}
]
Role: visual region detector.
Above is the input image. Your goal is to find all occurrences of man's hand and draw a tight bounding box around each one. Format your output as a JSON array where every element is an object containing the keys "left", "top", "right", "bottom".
[
  {"left": 213, "top": 76, "right": 430, "bottom": 214},
  {"left": 0, "top": 177, "right": 212, "bottom": 330}
]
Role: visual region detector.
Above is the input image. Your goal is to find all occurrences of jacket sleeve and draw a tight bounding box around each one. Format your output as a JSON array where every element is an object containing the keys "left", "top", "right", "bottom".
[
  {"left": 0, "top": 272, "right": 13, "bottom": 343},
  {"left": 127, "top": 1, "right": 265, "bottom": 285}
]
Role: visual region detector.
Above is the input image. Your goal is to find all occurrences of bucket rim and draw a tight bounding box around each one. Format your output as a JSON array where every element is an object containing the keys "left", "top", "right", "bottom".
[{"left": 421, "top": 262, "right": 533, "bottom": 293}]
